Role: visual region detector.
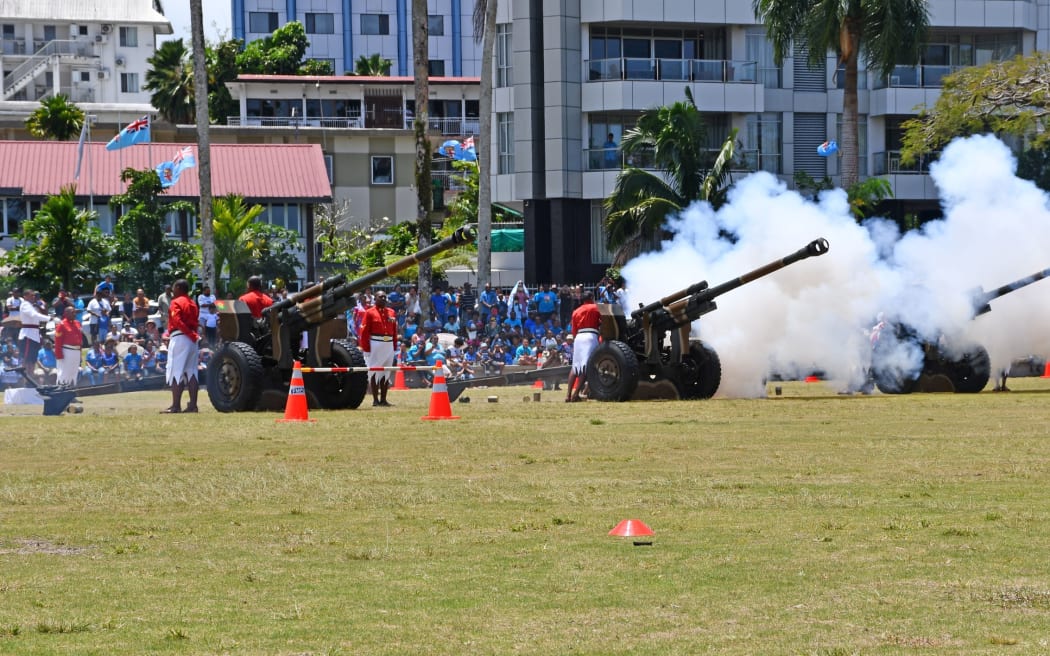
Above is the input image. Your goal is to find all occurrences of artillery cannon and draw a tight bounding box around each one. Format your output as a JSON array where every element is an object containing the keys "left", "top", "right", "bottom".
[
  {"left": 586, "top": 238, "right": 830, "bottom": 401},
  {"left": 206, "top": 226, "right": 477, "bottom": 412},
  {"left": 870, "top": 266, "right": 1050, "bottom": 394}
]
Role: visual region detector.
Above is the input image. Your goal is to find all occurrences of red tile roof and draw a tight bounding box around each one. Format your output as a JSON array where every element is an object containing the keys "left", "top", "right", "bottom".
[{"left": 0, "top": 141, "right": 333, "bottom": 202}]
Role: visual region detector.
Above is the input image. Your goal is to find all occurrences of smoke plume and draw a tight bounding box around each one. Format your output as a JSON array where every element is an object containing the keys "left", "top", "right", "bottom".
[{"left": 621, "top": 134, "right": 1050, "bottom": 397}]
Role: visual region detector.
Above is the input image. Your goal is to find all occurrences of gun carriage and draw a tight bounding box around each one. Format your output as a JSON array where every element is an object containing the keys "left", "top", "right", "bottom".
[
  {"left": 206, "top": 226, "right": 477, "bottom": 411},
  {"left": 587, "top": 238, "right": 830, "bottom": 401}
]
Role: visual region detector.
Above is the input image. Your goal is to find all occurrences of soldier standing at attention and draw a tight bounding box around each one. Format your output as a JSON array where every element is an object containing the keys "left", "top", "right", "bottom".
[
  {"left": 54, "top": 306, "right": 83, "bottom": 386},
  {"left": 359, "top": 290, "right": 398, "bottom": 407},
  {"left": 163, "top": 279, "right": 200, "bottom": 414}
]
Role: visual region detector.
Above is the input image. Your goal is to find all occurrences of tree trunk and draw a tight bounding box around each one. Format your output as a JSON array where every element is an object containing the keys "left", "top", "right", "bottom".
[
  {"left": 412, "top": 0, "right": 432, "bottom": 316},
  {"left": 190, "top": 0, "right": 214, "bottom": 290},
  {"left": 839, "top": 24, "right": 862, "bottom": 190},
  {"left": 476, "top": 0, "right": 497, "bottom": 291}
]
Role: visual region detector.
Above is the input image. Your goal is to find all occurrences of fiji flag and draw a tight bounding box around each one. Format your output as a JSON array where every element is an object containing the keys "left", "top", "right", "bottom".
[
  {"left": 105, "top": 116, "right": 151, "bottom": 151},
  {"left": 156, "top": 146, "right": 197, "bottom": 189}
]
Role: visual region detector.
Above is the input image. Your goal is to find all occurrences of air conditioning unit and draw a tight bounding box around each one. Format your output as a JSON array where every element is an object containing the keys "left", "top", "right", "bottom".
[
  {"left": 115, "top": 56, "right": 125, "bottom": 67},
  {"left": 95, "top": 34, "right": 108, "bottom": 44},
  {"left": 101, "top": 24, "right": 113, "bottom": 35},
  {"left": 97, "top": 69, "right": 109, "bottom": 80}
]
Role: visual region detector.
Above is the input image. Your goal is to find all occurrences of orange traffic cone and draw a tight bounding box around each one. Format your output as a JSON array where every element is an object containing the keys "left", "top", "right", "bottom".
[
  {"left": 804, "top": 375, "right": 820, "bottom": 383},
  {"left": 422, "top": 360, "right": 460, "bottom": 421},
  {"left": 277, "top": 361, "right": 316, "bottom": 423},
  {"left": 1042, "top": 361, "right": 1050, "bottom": 379},
  {"left": 533, "top": 379, "right": 544, "bottom": 389},
  {"left": 391, "top": 368, "right": 410, "bottom": 391}
]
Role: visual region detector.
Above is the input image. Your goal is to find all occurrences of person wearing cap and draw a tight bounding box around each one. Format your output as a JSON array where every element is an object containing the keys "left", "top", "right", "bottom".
[
  {"left": 163, "top": 279, "right": 201, "bottom": 413},
  {"left": 358, "top": 290, "right": 398, "bottom": 407},
  {"left": 154, "top": 343, "right": 169, "bottom": 376},
  {"left": 54, "top": 306, "right": 83, "bottom": 386},
  {"left": 566, "top": 290, "right": 601, "bottom": 402}
]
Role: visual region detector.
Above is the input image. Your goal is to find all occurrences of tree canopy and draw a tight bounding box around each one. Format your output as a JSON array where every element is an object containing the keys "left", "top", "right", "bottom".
[
  {"left": 901, "top": 53, "right": 1050, "bottom": 163},
  {"left": 236, "top": 21, "right": 332, "bottom": 76},
  {"left": 354, "top": 54, "right": 393, "bottom": 76},
  {"left": 144, "top": 39, "right": 196, "bottom": 125},
  {"left": 753, "top": 0, "right": 929, "bottom": 188},
  {"left": 24, "top": 94, "right": 85, "bottom": 141}
]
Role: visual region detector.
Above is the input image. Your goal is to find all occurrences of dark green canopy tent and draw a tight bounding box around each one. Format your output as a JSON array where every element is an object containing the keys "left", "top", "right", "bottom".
[{"left": 491, "top": 228, "right": 524, "bottom": 252}]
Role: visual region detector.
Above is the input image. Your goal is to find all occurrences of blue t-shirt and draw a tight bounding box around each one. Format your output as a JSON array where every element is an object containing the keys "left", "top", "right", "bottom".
[
  {"left": 124, "top": 352, "right": 143, "bottom": 373},
  {"left": 535, "top": 291, "right": 557, "bottom": 314},
  {"left": 37, "top": 348, "right": 56, "bottom": 368}
]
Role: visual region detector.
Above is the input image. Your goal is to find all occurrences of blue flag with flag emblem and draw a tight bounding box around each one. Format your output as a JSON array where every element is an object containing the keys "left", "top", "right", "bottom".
[
  {"left": 105, "top": 116, "right": 151, "bottom": 151},
  {"left": 156, "top": 146, "right": 197, "bottom": 189}
]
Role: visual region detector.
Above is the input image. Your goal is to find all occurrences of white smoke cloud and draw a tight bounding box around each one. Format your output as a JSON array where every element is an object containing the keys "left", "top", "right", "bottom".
[{"left": 620, "top": 134, "right": 1050, "bottom": 398}]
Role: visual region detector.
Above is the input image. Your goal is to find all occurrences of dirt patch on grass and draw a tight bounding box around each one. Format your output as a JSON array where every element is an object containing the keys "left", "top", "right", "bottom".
[{"left": 0, "top": 538, "right": 90, "bottom": 555}]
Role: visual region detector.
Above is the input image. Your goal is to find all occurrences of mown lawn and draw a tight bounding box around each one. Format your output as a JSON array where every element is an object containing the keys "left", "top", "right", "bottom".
[{"left": 2, "top": 380, "right": 1050, "bottom": 654}]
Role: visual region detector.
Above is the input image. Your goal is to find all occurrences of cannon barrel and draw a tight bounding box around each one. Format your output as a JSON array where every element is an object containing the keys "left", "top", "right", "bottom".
[
  {"left": 268, "top": 274, "right": 347, "bottom": 315},
  {"left": 631, "top": 238, "right": 829, "bottom": 322},
  {"left": 972, "top": 266, "right": 1050, "bottom": 317}
]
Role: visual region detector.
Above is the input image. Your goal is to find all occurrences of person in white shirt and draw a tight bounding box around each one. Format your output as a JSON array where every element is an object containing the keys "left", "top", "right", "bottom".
[
  {"left": 86, "top": 289, "right": 112, "bottom": 343},
  {"left": 196, "top": 285, "right": 217, "bottom": 346},
  {"left": 18, "top": 290, "right": 49, "bottom": 380}
]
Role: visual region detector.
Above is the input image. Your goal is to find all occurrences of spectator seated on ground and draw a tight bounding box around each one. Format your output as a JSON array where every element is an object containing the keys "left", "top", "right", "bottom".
[
  {"left": 83, "top": 342, "right": 104, "bottom": 385},
  {"left": 480, "top": 343, "right": 504, "bottom": 375},
  {"left": 142, "top": 320, "right": 162, "bottom": 345},
  {"left": 422, "top": 313, "right": 442, "bottom": 336},
  {"left": 100, "top": 339, "right": 120, "bottom": 382},
  {"left": 140, "top": 340, "right": 157, "bottom": 375},
  {"left": 36, "top": 339, "right": 58, "bottom": 384},
  {"left": 123, "top": 343, "right": 144, "bottom": 381},
  {"left": 443, "top": 314, "right": 462, "bottom": 335},
  {"left": 120, "top": 321, "right": 140, "bottom": 343},
  {"left": 1, "top": 351, "right": 22, "bottom": 389},
  {"left": 515, "top": 338, "right": 538, "bottom": 366},
  {"left": 154, "top": 344, "right": 169, "bottom": 376}
]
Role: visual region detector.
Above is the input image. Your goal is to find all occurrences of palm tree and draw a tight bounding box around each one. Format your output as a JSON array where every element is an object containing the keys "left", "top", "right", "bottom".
[
  {"left": 604, "top": 91, "right": 737, "bottom": 266},
  {"left": 5, "top": 186, "right": 111, "bottom": 291},
  {"left": 144, "top": 39, "right": 195, "bottom": 125},
  {"left": 412, "top": 0, "right": 433, "bottom": 316},
  {"left": 355, "top": 53, "right": 392, "bottom": 76},
  {"left": 473, "top": 0, "right": 497, "bottom": 292},
  {"left": 190, "top": 0, "right": 216, "bottom": 291},
  {"left": 24, "top": 95, "right": 84, "bottom": 141},
  {"left": 212, "top": 195, "right": 265, "bottom": 291},
  {"left": 753, "top": 0, "right": 929, "bottom": 189}
]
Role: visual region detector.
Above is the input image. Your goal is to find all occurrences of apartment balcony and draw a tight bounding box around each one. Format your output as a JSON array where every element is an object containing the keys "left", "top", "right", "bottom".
[
  {"left": 584, "top": 58, "right": 762, "bottom": 113},
  {"left": 227, "top": 113, "right": 479, "bottom": 136}
]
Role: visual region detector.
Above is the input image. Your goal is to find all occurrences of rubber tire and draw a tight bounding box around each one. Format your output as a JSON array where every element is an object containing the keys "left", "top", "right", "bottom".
[
  {"left": 586, "top": 340, "right": 640, "bottom": 402},
  {"left": 305, "top": 339, "right": 368, "bottom": 409},
  {"left": 949, "top": 345, "right": 991, "bottom": 394},
  {"left": 677, "top": 341, "right": 722, "bottom": 400},
  {"left": 207, "top": 341, "right": 264, "bottom": 412}
]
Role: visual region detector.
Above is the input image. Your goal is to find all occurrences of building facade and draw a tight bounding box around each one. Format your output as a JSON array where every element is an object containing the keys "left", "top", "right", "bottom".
[
  {"left": 490, "top": 0, "right": 1050, "bottom": 283},
  {"left": 0, "top": 0, "right": 172, "bottom": 105},
  {"left": 231, "top": 0, "right": 480, "bottom": 76}
]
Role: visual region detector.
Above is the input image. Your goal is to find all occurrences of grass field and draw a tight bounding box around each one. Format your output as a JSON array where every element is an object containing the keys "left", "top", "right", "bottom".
[{"left": 3, "top": 378, "right": 1050, "bottom": 654}]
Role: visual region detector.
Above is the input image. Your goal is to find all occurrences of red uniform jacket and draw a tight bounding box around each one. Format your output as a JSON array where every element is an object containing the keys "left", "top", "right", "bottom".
[{"left": 358, "top": 305, "right": 398, "bottom": 353}]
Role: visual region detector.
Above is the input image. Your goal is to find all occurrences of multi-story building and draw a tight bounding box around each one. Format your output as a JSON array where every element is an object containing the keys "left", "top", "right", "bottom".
[
  {"left": 0, "top": 0, "right": 171, "bottom": 105},
  {"left": 231, "top": 0, "right": 480, "bottom": 76},
  {"left": 491, "top": 1, "right": 1050, "bottom": 283}
]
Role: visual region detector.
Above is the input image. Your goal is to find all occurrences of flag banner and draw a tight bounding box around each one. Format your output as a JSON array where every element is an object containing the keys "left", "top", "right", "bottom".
[
  {"left": 73, "top": 121, "right": 88, "bottom": 180},
  {"left": 105, "top": 116, "right": 150, "bottom": 151},
  {"left": 156, "top": 146, "right": 197, "bottom": 189}
]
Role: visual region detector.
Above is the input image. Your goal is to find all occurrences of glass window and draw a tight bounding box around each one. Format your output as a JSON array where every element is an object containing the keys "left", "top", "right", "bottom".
[
  {"left": 497, "top": 112, "right": 514, "bottom": 175},
  {"left": 249, "top": 12, "right": 278, "bottom": 34},
  {"left": 79, "top": 71, "right": 90, "bottom": 82},
  {"left": 306, "top": 13, "right": 335, "bottom": 34},
  {"left": 746, "top": 28, "right": 781, "bottom": 88},
  {"left": 285, "top": 205, "right": 301, "bottom": 234},
  {"left": 428, "top": 60, "right": 446, "bottom": 76},
  {"left": 589, "top": 201, "right": 613, "bottom": 265},
  {"left": 361, "top": 14, "right": 390, "bottom": 36},
  {"left": 120, "top": 73, "right": 139, "bottom": 94},
  {"left": 496, "top": 24, "right": 512, "bottom": 87},
  {"left": 429, "top": 15, "right": 444, "bottom": 36},
  {"left": 43, "top": 25, "right": 56, "bottom": 42},
  {"left": 119, "top": 26, "right": 138, "bottom": 48},
  {"left": 745, "top": 112, "right": 782, "bottom": 174},
  {"left": 1, "top": 25, "right": 13, "bottom": 39},
  {"left": 371, "top": 156, "right": 393, "bottom": 184},
  {"left": 78, "top": 25, "right": 89, "bottom": 37}
]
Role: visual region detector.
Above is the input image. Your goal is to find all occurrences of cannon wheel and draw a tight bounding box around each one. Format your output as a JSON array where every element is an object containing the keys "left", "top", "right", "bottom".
[
  {"left": 207, "top": 341, "right": 265, "bottom": 412},
  {"left": 586, "top": 340, "right": 640, "bottom": 402},
  {"left": 305, "top": 339, "right": 368, "bottom": 409},
  {"left": 677, "top": 341, "right": 722, "bottom": 400},
  {"left": 949, "top": 345, "right": 991, "bottom": 393}
]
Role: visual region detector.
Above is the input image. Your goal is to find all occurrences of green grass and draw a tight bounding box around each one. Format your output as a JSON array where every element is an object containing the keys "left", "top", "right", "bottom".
[{"left": 3, "top": 379, "right": 1050, "bottom": 654}]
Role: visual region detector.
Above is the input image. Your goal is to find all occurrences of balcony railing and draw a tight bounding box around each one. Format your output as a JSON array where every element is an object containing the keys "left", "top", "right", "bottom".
[
  {"left": 583, "top": 146, "right": 769, "bottom": 173},
  {"left": 228, "top": 114, "right": 479, "bottom": 136},
  {"left": 873, "top": 64, "right": 961, "bottom": 89},
  {"left": 872, "top": 150, "right": 939, "bottom": 175},
  {"left": 587, "top": 58, "right": 758, "bottom": 83},
  {"left": 1, "top": 39, "right": 27, "bottom": 55},
  {"left": 402, "top": 116, "right": 480, "bottom": 135}
]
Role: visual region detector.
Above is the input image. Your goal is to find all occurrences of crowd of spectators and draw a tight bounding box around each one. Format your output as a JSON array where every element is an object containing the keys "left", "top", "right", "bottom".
[
  {"left": 0, "top": 274, "right": 629, "bottom": 390},
  {"left": 348, "top": 277, "right": 628, "bottom": 382}
]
